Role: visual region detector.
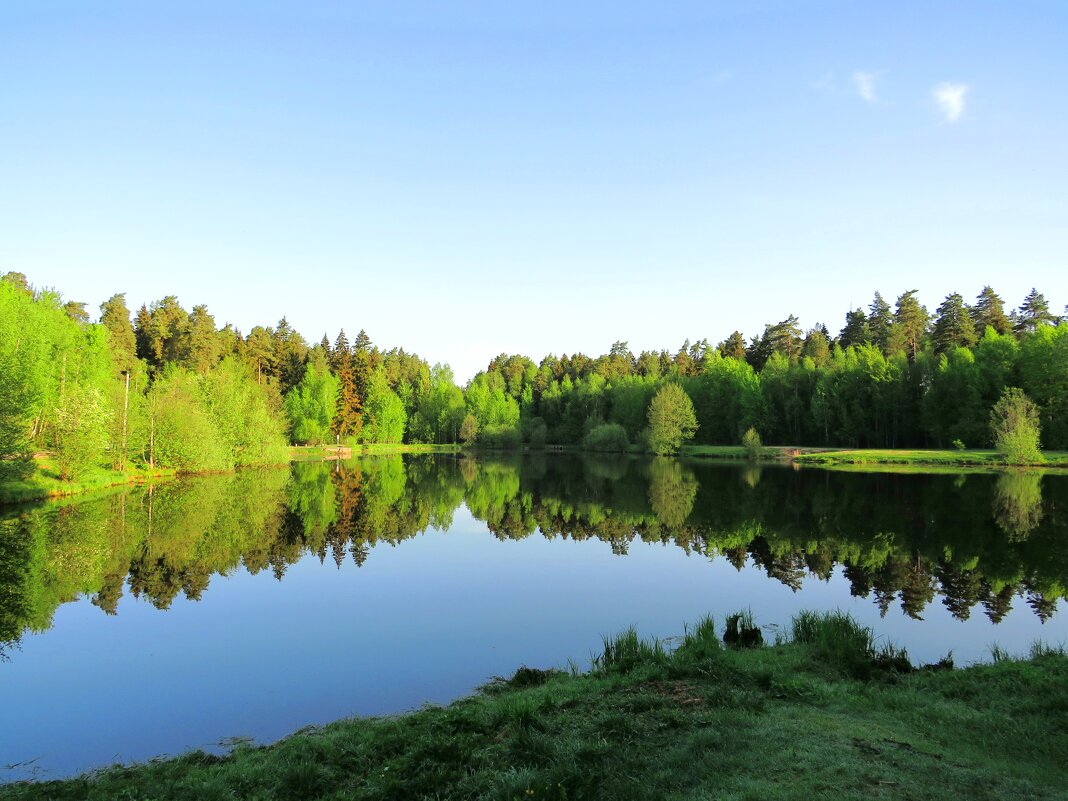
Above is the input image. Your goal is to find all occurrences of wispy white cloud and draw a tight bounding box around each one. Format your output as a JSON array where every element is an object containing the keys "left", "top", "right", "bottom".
[
  {"left": 853, "top": 71, "right": 877, "bottom": 102},
  {"left": 810, "top": 72, "right": 836, "bottom": 93},
  {"left": 934, "top": 82, "right": 968, "bottom": 122}
]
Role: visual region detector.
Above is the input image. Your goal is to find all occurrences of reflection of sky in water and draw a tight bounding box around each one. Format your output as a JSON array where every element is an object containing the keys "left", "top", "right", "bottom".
[{"left": 2, "top": 499, "right": 1065, "bottom": 782}]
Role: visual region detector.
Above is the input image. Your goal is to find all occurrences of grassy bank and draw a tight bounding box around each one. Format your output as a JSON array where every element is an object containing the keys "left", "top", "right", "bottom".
[
  {"left": 352, "top": 443, "right": 462, "bottom": 456},
  {"left": 0, "top": 455, "right": 175, "bottom": 505},
  {"left": 679, "top": 444, "right": 1068, "bottom": 470},
  {"left": 291, "top": 443, "right": 462, "bottom": 461},
  {"left": 681, "top": 444, "right": 833, "bottom": 461},
  {"left": 3, "top": 611, "right": 1064, "bottom": 801},
  {"left": 792, "top": 447, "right": 1068, "bottom": 469}
]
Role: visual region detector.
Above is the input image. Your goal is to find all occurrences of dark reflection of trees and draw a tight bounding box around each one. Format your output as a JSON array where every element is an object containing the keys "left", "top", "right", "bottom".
[{"left": 2, "top": 454, "right": 1067, "bottom": 652}]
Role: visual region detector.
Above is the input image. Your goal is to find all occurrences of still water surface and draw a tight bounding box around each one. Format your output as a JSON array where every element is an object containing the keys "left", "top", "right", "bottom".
[{"left": 1, "top": 454, "right": 1066, "bottom": 780}]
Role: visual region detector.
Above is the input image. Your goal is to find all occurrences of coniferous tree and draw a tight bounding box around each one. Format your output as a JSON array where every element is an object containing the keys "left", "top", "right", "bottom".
[
  {"left": 99, "top": 293, "right": 145, "bottom": 469},
  {"left": 133, "top": 304, "right": 153, "bottom": 363},
  {"left": 272, "top": 317, "right": 309, "bottom": 394},
  {"left": 972, "top": 286, "right": 1011, "bottom": 335},
  {"left": 839, "top": 308, "right": 869, "bottom": 348},
  {"left": 331, "top": 330, "right": 362, "bottom": 441},
  {"left": 139, "top": 296, "right": 190, "bottom": 372},
  {"left": 1, "top": 271, "right": 32, "bottom": 295},
  {"left": 64, "top": 301, "right": 90, "bottom": 323},
  {"left": 719, "top": 331, "right": 747, "bottom": 360},
  {"left": 353, "top": 329, "right": 372, "bottom": 352},
  {"left": 889, "top": 290, "right": 929, "bottom": 362},
  {"left": 244, "top": 326, "right": 276, "bottom": 385},
  {"left": 802, "top": 327, "right": 831, "bottom": 365},
  {"left": 1015, "top": 288, "right": 1056, "bottom": 335},
  {"left": 99, "top": 294, "right": 138, "bottom": 373},
  {"left": 766, "top": 315, "right": 802, "bottom": 361},
  {"left": 868, "top": 292, "right": 893, "bottom": 353},
  {"left": 184, "top": 304, "right": 222, "bottom": 373},
  {"left": 932, "top": 293, "right": 977, "bottom": 354}
]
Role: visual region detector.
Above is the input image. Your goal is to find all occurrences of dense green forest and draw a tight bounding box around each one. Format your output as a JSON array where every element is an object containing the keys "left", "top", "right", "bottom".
[
  {"left": 2, "top": 272, "right": 1067, "bottom": 483},
  {"left": 3, "top": 454, "right": 1064, "bottom": 656}
]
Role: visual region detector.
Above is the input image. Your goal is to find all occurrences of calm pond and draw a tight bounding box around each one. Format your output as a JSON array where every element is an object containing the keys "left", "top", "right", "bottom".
[{"left": 2, "top": 454, "right": 1066, "bottom": 781}]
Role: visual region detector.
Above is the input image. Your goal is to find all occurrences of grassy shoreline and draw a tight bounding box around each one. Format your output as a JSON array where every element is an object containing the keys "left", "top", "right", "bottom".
[
  {"left": 2, "top": 611, "right": 1064, "bottom": 800},
  {"left": 681, "top": 444, "right": 1068, "bottom": 470},
  {"left": 0, "top": 455, "right": 176, "bottom": 505},
  {"left": 6, "top": 443, "right": 1066, "bottom": 506}
]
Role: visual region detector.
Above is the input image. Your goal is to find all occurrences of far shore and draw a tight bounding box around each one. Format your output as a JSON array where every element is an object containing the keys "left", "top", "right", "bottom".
[{"left": 4, "top": 443, "right": 1065, "bottom": 506}]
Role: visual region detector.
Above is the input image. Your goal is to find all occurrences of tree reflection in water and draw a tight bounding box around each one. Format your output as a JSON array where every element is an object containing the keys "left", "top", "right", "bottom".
[{"left": 2, "top": 454, "right": 1065, "bottom": 656}]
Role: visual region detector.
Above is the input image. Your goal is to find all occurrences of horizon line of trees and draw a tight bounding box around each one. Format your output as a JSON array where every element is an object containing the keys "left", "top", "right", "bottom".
[{"left": 4, "top": 271, "right": 1068, "bottom": 481}]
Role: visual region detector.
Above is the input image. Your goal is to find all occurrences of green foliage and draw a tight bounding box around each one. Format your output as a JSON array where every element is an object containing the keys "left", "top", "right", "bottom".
[
  {"left": 583, "top": 423, "right": 629, "bottom": 452},
  {"left": 283, "top": 354, "right": 339, "bottom": 445},
  {"left": 990, "top": 387, "right": 1044, "bottom": 465},
  {"left": 52, "top": 384, "right": 112, "bottom": 480},
  {"left": 741, "top": 426, "right": 762, "bottom": 460},
  {"left": 6, "top": 275, "right": 1068, "bottom": 482},
  {"left": 646, "top": 383, "right": 698, "bottom": 454},
  {"left": 147, "top": 368, "right": 230, "bottom": 471},
  {"left": 479, "top": 424, "right": 522, "bottom": 449},
  {"left": 359, "top": 371, "right": 407, "bottom": 444},
  {"left": 524, "top": 416, "right": 548, "bottom": 448},
  {"left": 0, "top": 281, "right": 55, "bottom": 460},
  {"left": 201, "top": 358, "right": 290, "bottom": 466},
  {"left": 410, "top": 364, "right": 466, "bottom": 444},
  {"left": 459, "top": 414, "right": 478, "bottom": 446}
]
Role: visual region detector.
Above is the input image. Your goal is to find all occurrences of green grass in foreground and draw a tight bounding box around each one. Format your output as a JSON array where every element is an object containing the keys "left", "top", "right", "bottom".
[
  {"left": 4, "top": 611, "right": 1065, "bottom": 801},
  {"left": 0, "top": 455, "right": 174, "bottom": 505}
]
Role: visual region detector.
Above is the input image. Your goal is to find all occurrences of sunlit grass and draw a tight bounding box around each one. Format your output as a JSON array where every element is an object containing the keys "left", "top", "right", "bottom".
[
  {"left": 0, "top": 454, "right": 174, "bottom": 505},
  {"left": 3, "top": 611, "right": 1066, "bottom": 800}
]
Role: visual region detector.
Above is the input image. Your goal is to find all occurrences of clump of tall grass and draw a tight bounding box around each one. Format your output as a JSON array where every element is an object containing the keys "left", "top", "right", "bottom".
[
  {"left": 791, "top": 610, "right": 911, "bottom": 678},
  {"left": 723, "top": 609, "right": 763, "bottom": 648},
  {"left": 677, "top": 615, "right": 721, "bottom": 661},
  {"left": 990, "top": 640, "right": 1067, "bottom": 663},
  {"left": 490, "top": 695, "right": 545, "bottom": 733},
  {"left": 592, "top": 627, "right": 668, "bottom": 673},
  {"left": 1030, "top": 640, "right": 1066, "bottom": 659},
  {"left": 989, "top": 643, "right": 1012, "bottom": 663}
]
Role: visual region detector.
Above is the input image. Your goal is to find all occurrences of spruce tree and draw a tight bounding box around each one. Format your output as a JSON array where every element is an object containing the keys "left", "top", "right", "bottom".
[
  {"left": 868, "top": 292, "right": 893, "bottom": 352},
  {"left": 932, "top": 292, "right": 977, "bottom": 354}
]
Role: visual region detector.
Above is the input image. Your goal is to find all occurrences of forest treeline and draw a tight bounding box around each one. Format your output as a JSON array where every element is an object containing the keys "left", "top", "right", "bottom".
[
  {"left": 2, "top": 454, "right": 1064, "bottom": 656},
  {"left": 2, "top": 272, "right": 1067, "bottom": 481}
]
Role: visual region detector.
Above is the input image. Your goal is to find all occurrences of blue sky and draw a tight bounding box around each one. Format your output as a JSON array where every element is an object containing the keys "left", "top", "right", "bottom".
[{"left": 2, "top": 1, "right": 1066, "bottom": 380}]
